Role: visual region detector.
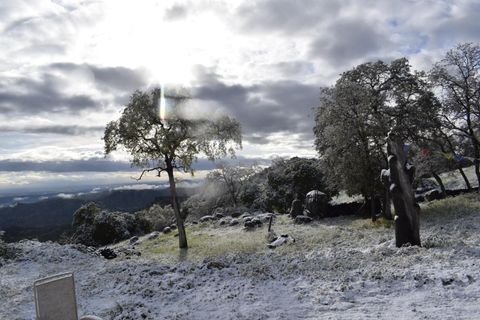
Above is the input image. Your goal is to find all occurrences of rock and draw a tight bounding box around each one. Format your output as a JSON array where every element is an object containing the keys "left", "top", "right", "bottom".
[
  {"left": 415, "top": 194, "right": 425, "bottom": 203},
  {"left": 147, "top": 231, "right": 160, "bottom": 240},
  {"left": 424, "top": 189, "right": 444, "bottom": 202},
  {"left": 206, "top": 261, "right": 227, "bottom": 269},
  {"left": 294, "top": 215, "right": 313, "bottom": 224},
  {"left": 266, "top": 230, "right": 277, "bottom": 243},
  {"left": 244, "top": 217, "right": 262, "bottom": 229},
  {"left": 129, "top": 236, "right": 139, "bottom": 245},
  {"left": 162, "top": 226, "right": 172, "bottom": 234},
  {"left": 117, "top": 247, "right": 141, "bottom": 258},
  {"left": 289, "top": 199, "right": 303, "bottom": 218},
  {"left": 218, "top": 217, "right": 231, "bottom": 226},
  {"left": 257, "top": 213, "right": 273, "bottom": 223},
  {"left": 199, "top": 215, "right": 215, "bottom": 223},
  {"left": 213, "top": 212, "right": 225, "bottom": 220},
  {"left": 230, "top": 211, "right": 241, "bottom": 218},
  {"left": 239, "top": 212, "right": 251, "bottom": 219},
  {"left": 99, "top": 248, "right": 117, "bottom": 259},
  {"left": 229, "top": 218, "right": 239, "bottom": 226},
  {"left": 169, "top": 224, "right": 177, "bottom": 230},
  {"left": 268, "top": 234, "right": 295, "bottom": 249},
  {"left": 305, "top": 190, "right": 330, "bottom": 218},
  {"left": 242, "top": 215, "right": 253, "bottom": 222}
]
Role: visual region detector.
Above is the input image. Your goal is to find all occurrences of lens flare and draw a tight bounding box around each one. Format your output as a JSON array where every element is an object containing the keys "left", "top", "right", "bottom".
[{"left": 160, "top": 84, "right": 166, "bottom": 121}]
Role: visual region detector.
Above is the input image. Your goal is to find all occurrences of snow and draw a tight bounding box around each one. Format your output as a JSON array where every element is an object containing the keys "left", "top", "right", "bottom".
[
  {"left": 1, "top": 196, "right": 480, "bottom": 319},
  {"left": 381, "top": 169, "right": 390, "bottom": 177}
]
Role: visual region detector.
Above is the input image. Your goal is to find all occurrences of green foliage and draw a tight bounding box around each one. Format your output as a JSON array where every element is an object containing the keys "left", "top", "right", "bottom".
[
  {"left": 104, "top": 88, "right": 242, "bottom": 175},
  {"left": 263, "top": 157, "right": 332, "bottom": 212},
  {"left": 104, "top": 88, "right": 242, "bottom": 248},
  {"left": 182, "top": 157, "right": 330, "bottom": 213},
  {"left": 135, "top": 204, "right": 175, "bottom": 232},
  {"left": 314, "top": 58, "right": 438, "bottom": 199},
  {"left": 0, "top": 232, "right": 15, "bottom": 260},
  {"left": 71, "top": 202, "right": 145, "bottom": 246}
]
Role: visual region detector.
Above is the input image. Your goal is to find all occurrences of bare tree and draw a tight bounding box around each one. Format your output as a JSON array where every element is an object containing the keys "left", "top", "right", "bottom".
[{"left": 431, "top": 43, "right": 480, "bottom": 189}]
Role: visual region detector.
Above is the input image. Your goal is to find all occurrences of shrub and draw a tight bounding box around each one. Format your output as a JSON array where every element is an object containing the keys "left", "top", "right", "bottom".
[
  {"left": 135, "top": 204, "right": 175, "bottom": 232},
  {"left": 72, "top": 202, "right": 139, "bottom": 246},
  {"left": 0, "top": 231, "right": 15, "bottom": 260}
]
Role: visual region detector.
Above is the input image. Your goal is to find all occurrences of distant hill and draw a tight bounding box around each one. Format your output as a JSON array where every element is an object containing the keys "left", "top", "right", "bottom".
[{"left": 0, "top": 187, "right": 195, "bottom": 242}]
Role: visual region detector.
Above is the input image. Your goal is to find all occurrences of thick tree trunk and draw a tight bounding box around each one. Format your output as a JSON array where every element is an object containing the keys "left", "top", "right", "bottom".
[
  {"left": 458, "top": 167, "right": 472, "bottom": 191},
  {"left": 431, "top": 172, "right": 446, "bottom": 197},
  {"left": 385, "top": 133, "right": 421, "bottom": 247},
  {"left": 166, "top": 165, "right": 188, "bottom": 249},
  {"left": 369, "top": 194, "right": 380, "bottom": 221},
  {"left": 382, "top": 190, "right": 392, "bottom": 220},
  {"left": 474, "top": 152, "right": 480, "bottom": 192}
]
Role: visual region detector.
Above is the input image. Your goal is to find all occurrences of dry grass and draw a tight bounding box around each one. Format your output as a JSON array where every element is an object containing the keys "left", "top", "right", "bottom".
[{"left": 120, "top": 193, "right": 480, "bottom": 264}]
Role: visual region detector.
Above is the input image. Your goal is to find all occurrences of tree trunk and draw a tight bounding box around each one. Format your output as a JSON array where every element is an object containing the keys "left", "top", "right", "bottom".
[
  {"left": 370, "top": 194, "right": 380, "bottom": 221},
  {"left": 458, "top": 167, "right": 472, "bottom": 191},
  {"left": 431, "top": 172, "right": 446, "bottom": 197},
  {"left": 474, "top": 150, "right": 480, "bottom": 192},
  {"left": 382, "top": 190, "right": 392, "bottom": 220},
  {"left": 166, "top": 164, "right": 188, "bottom": 249},
  {"left": 385, "top": 133, "right": 421, "bottom": 247}
]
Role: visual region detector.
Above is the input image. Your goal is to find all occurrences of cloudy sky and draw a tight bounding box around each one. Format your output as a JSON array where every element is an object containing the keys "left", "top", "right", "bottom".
[{"left": 1, "top": 0, "right": 479, "bottom": 195}]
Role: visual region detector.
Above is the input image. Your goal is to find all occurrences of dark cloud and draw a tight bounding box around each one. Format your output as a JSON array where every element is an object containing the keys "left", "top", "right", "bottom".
[
  {"left": 192, "top": 66, "right": 319, "bottom": 141},
  {"left": 164, "top": 4, "right": 189, "bottom": 20},
  {"left": 0, "top": 63, "right": 148, "bottom": 116},
  {"left": 0, "top": 158, "right": 135, "bottom": 172},
  {"left": 0, "top": 125, "right": 104, "bottom": 136},
  {"left": 49, "top": 63, "right": 148, "bottom": 92},
  {"left": 309, "top": 18, "right": 387, "bottom": 67},
  {"left": 0, "top": 75, "right": 96, "bottom": 115},
  {"left": 235, "top": 0, "right": 341, "bottom": 34},
  {"left": 0, "top": 156, "right": 270, "bottom": 172}
]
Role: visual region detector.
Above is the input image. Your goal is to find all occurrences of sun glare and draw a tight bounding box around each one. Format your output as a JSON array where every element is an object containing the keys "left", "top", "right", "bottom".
[{"left": 160, "top": 84, "right": 166, "bottom": 121}]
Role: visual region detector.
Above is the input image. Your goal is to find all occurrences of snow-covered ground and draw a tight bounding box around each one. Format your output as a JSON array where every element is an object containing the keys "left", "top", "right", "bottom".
[{"left": 1, "top": 194, "right": 480, "bottom": 319}]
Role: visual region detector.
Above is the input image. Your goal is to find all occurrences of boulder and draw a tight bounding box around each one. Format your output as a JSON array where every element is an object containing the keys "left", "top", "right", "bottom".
[
  {"left": 239, "top": 212, "right": 251, "bottom": 219},
  {"left": 129, "top": 236, "right": 139, "bottom": 245},
  {"left": 218, "top": 217, "right": 231, "bottom": 226},
  {"left": 213, "top": 212, "right": 225, "bottom": 220},
  {"left": 147, "top": 231, "right": 160, "bottom": 240},
  {"left": 162, "top": 226, "right": 172, "bottom": 234},
  {"left": 229, "top": 218, "right": 239, "bottom": 226},
  {"left": 424, "top": 189, "right": 443, "bottom": 202},
  {"left": 244, "top": 217, "right": 262, "bottom": 229},
  {"left": 230, "top": 211, "right": 242, "bottom": 218},
  {"left": 305, "top": 190, "right": 330, "bottom": 218},
  {"left": 268, "top": 234, "right": 295, "bottom": 249},
  {"left": 289, "top": 199, "right": 303, "bottom": 218},
  {"left": 294, "top": 215, "right": 313, "bottom": 224},
  {"left": 98, "top": 248, "right": 117, "bottom": 259},
  {"left": 199, "top": 215, "right": 215, "bottom": 223}
]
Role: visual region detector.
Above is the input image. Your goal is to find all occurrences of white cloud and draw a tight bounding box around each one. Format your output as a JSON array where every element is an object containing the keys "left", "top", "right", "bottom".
[{"left": 1, "top": 0, "right": 480, "bottom": 191}]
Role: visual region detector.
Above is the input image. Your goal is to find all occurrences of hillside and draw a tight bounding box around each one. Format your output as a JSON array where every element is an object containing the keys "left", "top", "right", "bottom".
[
  {"left": 0, "top": 187, "right": 194, "bottom": 242},
  {"left": 1, "top": 193, "right": 479, "bottom": 319}
]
